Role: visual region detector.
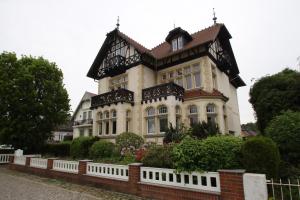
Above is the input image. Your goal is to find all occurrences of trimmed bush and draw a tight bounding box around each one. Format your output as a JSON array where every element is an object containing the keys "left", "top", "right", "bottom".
[
  {"left": 142, "top": 144, "right": 174, "bottom": 168},
  {"left": 89, "top": 140, "right": 115, "bottom": 159},
  {"left": 70, "top": 136, "right": 99, "bottom": 159},
  {"left": 116, "top": 132, "right": 144, "bottom": 149},
  {"left": 241, "top": 136, "right": 280, "bottom": 178},
  {"left": 173, "top": 136, "right": 242, "bottom": 172},
  {"left": 266, "top": 111, "right": 300, "bottom": 166},
  {"left": 63, "top": 135, "right": 73, "bottom": 141},
  {"left": 43, "top": 141, "right": 70, "bottom": 157}
]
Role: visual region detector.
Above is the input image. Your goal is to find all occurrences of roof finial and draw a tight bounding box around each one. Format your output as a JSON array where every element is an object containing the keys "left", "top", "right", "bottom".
[
  {"left": 213, "top": 8, "right": 217, "bottom": 24},
  {"left": 116, "top": 16, "right": 120, "bottom": 29}
]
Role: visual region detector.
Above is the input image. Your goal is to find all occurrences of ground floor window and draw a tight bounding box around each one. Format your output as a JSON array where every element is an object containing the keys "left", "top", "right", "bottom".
[
  {"left": 88, "top": 128, "right": 93, "bottom": 136},
  {"left": 159, "top": 117, "right": 168, "bottom": 133},
  {"left": 147, "top": 117, "right": 155, "bottom": 134},
  {"left": 79, "top": 129, "right": 84, "bottom": 137},
  {"left": 105, "top": 121, "right": 109, "bottom": 135},
  {"left": 112, "top": 120, "right": 117, "bottom": 134}
]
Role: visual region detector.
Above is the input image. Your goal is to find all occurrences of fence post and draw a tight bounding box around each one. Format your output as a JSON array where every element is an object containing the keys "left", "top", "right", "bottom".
[
  {"left": 25, "top": 156, "right": 31, "bottom": 166},
  {"left": 47, "top": 158, "right": 57, "bottom": 170},
  {"left": 128, "top": 163, "right": 142, "bottom": 195},
  {"left": 218, "top": 169, "right": 245, "bottom": 200},
  {"left": 78, "top": 160, "right": 92, "bottom": 175},
  {"left": 9, "top": 155, "right": 14, "bottom": 164}
]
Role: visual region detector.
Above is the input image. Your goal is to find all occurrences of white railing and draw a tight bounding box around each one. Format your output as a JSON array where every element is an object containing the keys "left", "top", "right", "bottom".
[
  {"left": 140, "top": 167, "right": 220, "bottom": 193},
  {"left": 14, "top": 156, "right": 26, "bottom": 165},
  {"left": 53, "top": 160, "right": 79, "bottom": 173},
  {"left": 30, "top": 158, "right": 48, "bottom": 169},
  {"left": 0, "top": 154, "right": 13, "bottom": 164},
  {"left": 86, "top": 162, "right": 129, "bottom": 181},
  {"left": 267, "top": 178, "right": 300, "bottom": 200}
]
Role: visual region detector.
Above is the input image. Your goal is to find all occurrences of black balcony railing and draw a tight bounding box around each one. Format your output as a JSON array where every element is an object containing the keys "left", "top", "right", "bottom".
[
  {"left": 73, "top": 119, "right": 93, "bottom": 126},
  {"left": 103, "top": 55, "right": 126, "bottom": 76},
  {"left": 91, "top": 88, "right": 134, "bottom": 109},
  {"left": 142, "top": 82, "right": 184, "bottom": 103}
]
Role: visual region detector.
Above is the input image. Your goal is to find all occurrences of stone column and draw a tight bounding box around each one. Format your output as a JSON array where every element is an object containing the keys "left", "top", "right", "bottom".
[{"left": 218, "top": 169, "right": 245, "bottom": 200}]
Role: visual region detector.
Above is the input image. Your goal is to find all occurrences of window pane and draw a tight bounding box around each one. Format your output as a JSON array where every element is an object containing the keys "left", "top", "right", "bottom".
[
  {"left": 98, "top": 123, "right": 102, "bottom": 135},
  {"left": 83, "top": 112, "right": 87, "bottom": 120},
  {"left": 159, "top": 117, "right": 168, "bottom": 133},
  {"left": 159, "top": 106, "right": 167, "bottom": 114},
  {"left": 194, "top": 72, "right": 201, "bottom": 88},
  {"left": 190, "top": 105, "right": 197, "bottom": 114},
  {"left": 88, "top": 111, "right": 92, "bottom": 119},
  {"left": 147, "top": 108, "right": 155, "bottom": 116},
  {"left": 112, "top": 121, "right": 117, "bottom": 134},
  {"left": 176, "top": 69, "right": 183, "bottom": 76},
  {"left": 184, "top": 67, "right": 191, "bottom": 74},
  {"left": 105, "top": 121, "right": 109, "bottom": 134},
  {"left": 172, "top": 39, "right": 177, "bottom": 51},
  {"left": 193, "top": 64, "right": 200, "bottom": 72},
  {"left": 169, "top": 71, "right": 174, "bottom": 78},
  {"left": 178, "top": 37, "right": 183, "bottom": 49},
  {"left": 147, "top": 118, "right": 155, "bottom": 134},
  {"left": 176, "top": 78, "right": 183, "bottom": 86},
  {"left": 185, "top": 75, "right": 192, "bottom": 89}
]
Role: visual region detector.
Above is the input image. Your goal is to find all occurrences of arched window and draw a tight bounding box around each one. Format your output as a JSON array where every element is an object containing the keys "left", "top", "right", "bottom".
[
  {"left": 111, "top": 110, "right": 117, "bottom": 134},
  {"left": 188, "top": 105, "right": 198, "bottom": 126},
  {"left": 146, "top": 107, "right": 155, "bottom": 134},
  {"left": 206, "top": 104, "right": 217, "bottom": 124},
  {"left": 104, "top": 111, "right": 110, "bottom": 135},
  {"left": 126, "top": 110, "right": 131, "bottom": 132},
  {"left": 175, "top": 106, "right": 181, "bottom": 127},
  {"left": 158, "top": 105, "right": 168, "bottom": 133}
]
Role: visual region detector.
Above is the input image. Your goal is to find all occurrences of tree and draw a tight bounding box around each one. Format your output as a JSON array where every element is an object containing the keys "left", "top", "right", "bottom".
[
  {"left": 249, "top": 68, "right": 300, "bottom": 133},
  {"left": 0, "top": 52, "right": 70, "bottom": 153},
  {"left": 241, "top": 122, "right": 259, "bottom": 133},
  {"left": 265, "top": 111, "right": 300, "bottom": 166}
]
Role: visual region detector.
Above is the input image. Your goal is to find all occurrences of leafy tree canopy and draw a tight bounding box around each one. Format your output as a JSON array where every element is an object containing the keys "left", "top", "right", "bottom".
[
  {"left": 249, "top": 68, "right": 300, "bottom": 132},
  {"left": 0, "top": 52, "right": 70, "bottom": 153},
  {"left": 241, "top": 122, "right": 259, "bottom": 133},
  {"left": 266, "top": 111, "right": 300, "bottom": 166}
]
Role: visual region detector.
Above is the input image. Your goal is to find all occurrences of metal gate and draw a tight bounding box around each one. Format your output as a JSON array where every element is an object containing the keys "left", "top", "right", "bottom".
[{"left": 267, "top": 179, "right": 300, "bottom": 200}]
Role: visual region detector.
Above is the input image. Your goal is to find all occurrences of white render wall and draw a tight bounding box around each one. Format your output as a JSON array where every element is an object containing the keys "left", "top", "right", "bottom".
[
  {"left": 243, "top": 173, "right": 268, "bottom": 200},
  {"left": 93, "top": 55, "right": 243, "bottom": 139}
]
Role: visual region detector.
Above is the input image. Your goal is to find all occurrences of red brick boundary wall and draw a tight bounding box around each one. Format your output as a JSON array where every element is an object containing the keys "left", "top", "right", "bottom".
[{"left": 8, "top": 156, "right": 246, "bottom": 200}]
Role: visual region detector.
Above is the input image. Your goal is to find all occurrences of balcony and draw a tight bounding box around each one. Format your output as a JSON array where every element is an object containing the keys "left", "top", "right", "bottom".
[
  {"left": 73, "top": 119, "right": 93, "bottom": 126},
  {"left": 142, "top": 82, "right": 184, "bottom": 103},
  {"left": 91, "top": 88, "right": 134, "bottom": 109},
  {"left": 103, "top": 55, "right": 126, "bottom": 76}
]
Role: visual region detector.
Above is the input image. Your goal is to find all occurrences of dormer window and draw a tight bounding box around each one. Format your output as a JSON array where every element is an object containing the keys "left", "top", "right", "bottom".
[{"left": 172, "top": 37, "right": 183, "bottom": 51}]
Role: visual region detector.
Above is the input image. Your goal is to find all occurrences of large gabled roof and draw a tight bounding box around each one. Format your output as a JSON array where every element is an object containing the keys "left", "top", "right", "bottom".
[{"left": 71, "top": 91, "right": 97, "bottom": 121}]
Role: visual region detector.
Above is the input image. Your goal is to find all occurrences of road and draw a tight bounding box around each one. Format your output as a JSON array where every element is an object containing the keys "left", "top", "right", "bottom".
[{"left": 0, "top": 166, "right": 149, "bottom": 200}]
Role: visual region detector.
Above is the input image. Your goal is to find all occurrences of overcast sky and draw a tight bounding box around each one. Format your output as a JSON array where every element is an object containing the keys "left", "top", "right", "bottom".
[{"left": 1, "top": 0, "right": 299, "bottom": 124}]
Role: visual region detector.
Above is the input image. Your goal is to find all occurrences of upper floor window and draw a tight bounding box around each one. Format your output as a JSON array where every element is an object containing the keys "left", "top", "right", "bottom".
[
  {"left": 206, "top": 104, "right": 217, "bottom": 124},
  {"left": 172, "top": 37, "right": 183, "bottom": 51},
  {"left": 88, "top": 111, "right": 92, "bottom": 119},
  {"left": 83, "top": 112, "right": 87, "bottom": 120},
  {"left": 188, "top": 105, "right": 198, "bottom": 126},
  {"left": 110, "top": 75, "right": 128, "bottom": 91},
  {"left": 146, "top": 107, "right": 155, "bottom": 134},
  {"left": 160, "top": 63, "right": 201, "bottom": 90}
]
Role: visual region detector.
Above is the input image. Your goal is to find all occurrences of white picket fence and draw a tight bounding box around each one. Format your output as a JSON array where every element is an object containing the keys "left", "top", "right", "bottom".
[
  {"left": 0, "top": 154, "right": 13, "bottom": 164},
  {"left": 140, "top": 167, "right": 221, "bottom": 193},
  {"left": 53, "top": 160, "right": 79, "bottom": 173},
  {"left": 14, "top": 156, "right": 26, "bottom": 165},
  {"left": 30, "top": 158, "right": 48, "bottom": 169},
  {"left": 86, "top": 162, "right": 129, "bottom": 181}
]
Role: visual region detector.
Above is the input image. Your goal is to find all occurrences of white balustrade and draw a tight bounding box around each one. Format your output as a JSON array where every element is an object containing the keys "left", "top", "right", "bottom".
[
  {"left": 86, "top": 162, "right": 129, "bottom": 181},
  {"left": 14, "top": 156, "right": 26, "bottom": 165},
  {"left": 30, "top": 158, "right": 47, "bottom": 169},
  {"left": 140, "top": 167, "right": 220, "bottom": 193},
  {"left": 53, "top": 160, "right": 79, "bottom": 173},
  {"left": 0, "top": 154, "right": 13, "bottom": 164}
]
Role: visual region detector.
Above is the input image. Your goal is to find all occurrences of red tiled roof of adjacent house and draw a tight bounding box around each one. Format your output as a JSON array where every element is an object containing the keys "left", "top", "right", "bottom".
[
  {"left": 184, "top": 88, "right": 229, "bottom": 101},
  {"left": 150, "top": 24, "right": 223, "bottom": 59}
]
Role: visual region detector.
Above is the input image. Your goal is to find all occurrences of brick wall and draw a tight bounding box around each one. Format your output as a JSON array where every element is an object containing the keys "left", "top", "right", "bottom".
[{"left": 8, "top": 157, "right": 247, "bottom": 200}]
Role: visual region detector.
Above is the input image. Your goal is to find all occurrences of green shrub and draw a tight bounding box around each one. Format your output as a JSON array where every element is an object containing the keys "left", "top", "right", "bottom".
[
  {"left": 63, "top": 135, "right": 73, "bottom": 141},
  {"left": 116, "top": 132, "right": 144, "bottom": 149},
  {"left": 173, "top": 136, "right": 242, "bottom": 172},
  {"left": 142, "top": 144, "right": 175, "bottom": 168},
  {"left": 163, "top": 124, "right": 186, "bottom": 144},
  {"left": 70, "top": 136, "right": 99, "bottom": 159},
  {"left": 0, "top": 148, "right": 14, "bottom": 154},
  {"left": 241, "top": 136, "right": 280, "bottom": 178},
  {"left": 89, "top": 140, "right": 115, "bottom": 159},
  {"left": 265, "top": 111, "right": 300, "bottom": 166},
  {"left": 43, "top": 141, "right": 71, "bottom": 157},
  {"left": 190, "top": 121, "right": 220, "bottom": 139}
]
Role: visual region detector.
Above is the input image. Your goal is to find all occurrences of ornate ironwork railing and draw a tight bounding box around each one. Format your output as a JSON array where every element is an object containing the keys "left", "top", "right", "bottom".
[
  {"left": 91, "top": 88, "right": 134, "bottom": 109},
  {"left": 73, "top": 119, "right": 93, "bottom": 126},
  {"left": 142, "top": 82, "right": 184, "bottom": 103}
]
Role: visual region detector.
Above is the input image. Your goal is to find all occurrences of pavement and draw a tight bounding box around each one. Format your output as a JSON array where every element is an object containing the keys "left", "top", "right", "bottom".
[{"left": 0, "top": 166, "right": 149, "bottom": 200}]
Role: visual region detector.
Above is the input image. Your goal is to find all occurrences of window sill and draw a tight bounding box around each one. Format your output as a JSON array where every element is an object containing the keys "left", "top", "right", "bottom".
[{"left": 144, "top": 133, "right": 165, "bottom": 138}]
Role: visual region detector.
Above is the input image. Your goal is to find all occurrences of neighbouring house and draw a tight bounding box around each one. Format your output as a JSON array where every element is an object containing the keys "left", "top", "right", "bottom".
[
  {"left": 72, "top": 91, "right": 97, "bottom": 138},
  {"left": 52, "top": 120, "right": 73, "bottom": 142},
  {"left": 86, "top": 21, "right": 245, "bottom": 144}
]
